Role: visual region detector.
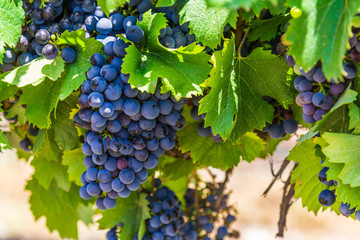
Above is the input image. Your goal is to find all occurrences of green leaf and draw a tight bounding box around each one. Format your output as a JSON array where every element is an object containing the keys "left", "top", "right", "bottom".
[
  {"left": 251, "top": 0, "right": 286, "bottom": 15},
  {"left": 62, "top": 148, "right": 86, "bottom": 186},
  {"left": 322, "top": 133, "right": 360, "bottom": 188},
  {"left": 30, "top": 130, "right": 70, "bottom": 191},
  {"left": 161, "top": 156, "right": 196, "bottom": 181},
  {"left": 52, "top": 100, "right": 79, "bottom": 151},
  {"left": 156, "top": 0, "right": 177, "bottom": 7},
  {"left": 5, "top": 102, "right": 27, "bottom": 125},
  {"left": 123, "top": 12, "right": 211, "bottom": 100},
  {"left": 2, "top": 56, "right": 65, "bottom": 87},
  {"left": 77, "top": 203, "right": 95, "bottom": 226},
  {"left": 247, "top": 15, "right": 291, "bottom": 42},
  {"left": 179, "top": 0, "right": 238, "bottom": 49},
  {"left": 349, "top": 103, "right": 360, "bottom": 134},
  {"left": 199, "top": 37, "right": 294, "bottom": 140},
  {"left": 206, "top": 0, "right": 286, "bottom": 15},
  {"left": 289, "top": 139, "right": 328, "bottom": 214},
  {"left": 177, "top": 106, "right": 265, "bottom": 170},
  {"left": 206, "top": 0, "right": 257, "bottom": 10},
  {"left": 98, "top": 193, "right": 150, "bottom": 239},
  {"left": 26, "top": 179, "right": 84, "bottom": 239},
  {"left": 0, "top": 81, "right": 18, "bottom": 102},
  {"left": 285, "top": 0, "right": 360, "bottom": 80},
  {"left": 97, "top": 0, "right": 127, "bottom": 16},
  {"left": 0, "top": 130, "right": 10, "bottom": 152},
  {"left": 57, "top": 30, "right": 103, "bottom": 100},
  {"left": 0, "top": 0, "right": 24, "bottom": 64}
]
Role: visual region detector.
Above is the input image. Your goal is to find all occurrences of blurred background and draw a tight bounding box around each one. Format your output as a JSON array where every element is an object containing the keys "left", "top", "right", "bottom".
[{"left": 0, "top": 136, "right": 359, "bottom": 240}]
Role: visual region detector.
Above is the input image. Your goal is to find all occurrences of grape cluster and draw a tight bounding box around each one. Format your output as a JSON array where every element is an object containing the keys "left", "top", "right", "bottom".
[
  {"left": 128, "top": 0, "right": 196, "bottom": 49},
  {"left": 180, "top": 184, "right": 239, "bottom": 240},
  {"left": 285, "top": 53, "right": 357, "bottom": 124},
  {"left": 75, "top": 20, "right": 186, "bottom": 208},
  {"left": 106, "top": 180, "right": 185, "bottom": 240},
  {"left": 1, "top": 96, "right": 39, "bottom": 152},
  {"left": 317, "top": 160, "right": 360, "bottom": 220},
  {"left": 190, "top": 96, "right": 223, "bottom": 143},
  {"left": 261, "top": 97, "right": 298, "bottom": 139}
]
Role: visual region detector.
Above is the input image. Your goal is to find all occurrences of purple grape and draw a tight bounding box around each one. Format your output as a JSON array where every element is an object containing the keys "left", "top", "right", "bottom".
[
  {"left": 312, "top": 92, "right": 326, "bottom": 107},
  {"left": 299, "top": 79, "right": 313, "bottom": 92},
  {"left": 303, "top": 103, "right": 315, "bottom": 115},
  {"left": 330, "top": 84, "right": 345, "bottom": 96},
  {"left": 313, "top": 68, "right": 326, "bottom": 83},
  {"left": 313, "top": 109, "right": 327, "bottom": 121}
]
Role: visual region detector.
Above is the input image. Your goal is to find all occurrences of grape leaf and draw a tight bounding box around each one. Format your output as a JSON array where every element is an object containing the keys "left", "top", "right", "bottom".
[
  {"left": 206, "top": 0, "right": 257, "bottom": 10},
  {"left": 177, "top": 106, "right": 265, "bottom": 170},
  {"left": 97, "top": 0, "right": 127, "bottom": 17},
  {"left": 199, "top": 37, "right": 294, "bottom": 140},
  {"left": 5, "top": 101, "right": 27, "bottom": 125},
  {"left": 322, "top": 133, "right": 360, "bottom": 188},
  {"left": 31, "top": 156, "right": 71, "bottom": 191},
  {"left": 156, "top": 0, "right": 177, "bottom": 7},
  {"left": 77, "top": 203, "right": 95, "bottom": 226},
  {"left": 0, "top": 129, "right": 10, "bottom": 152},
  {"left": 206, "top": 0, "right": 285, "bottom": 15},
  {"left": 19, "top": 31, "right": 102, "bottom": 128},
  {"left": 52, "top": 100, "right": 78, "bottom": 151},
  {"left": 1, "top": 56, "right": 65, "bottom": 87},
  {"left": 0, "top": 81, "right": 18, "bottom": 102},
  {"left": 251, "top": 0, "right": 286, "bottom": 15},
  {"left": 349, "top": 103, "right": 360, "bottom": 134},
  {"left": 57, "top": 30, "right": 103, "bottom": 100},
  {"left": 162, "top": 174, "right": 189, "bottom": 206},
  {"left": 161, "top": 156, "right": 196, "bottom": 181},
  {"left": 289, "top": 139, "right": 330, "bottom": 214},
  {"left": 179, "top": 0, "right": 238, "bottom": 49},
  {"left": 285, "top": 0, "right": 360, "bottom": 80},
  {"left": 26, "top": 179, "right": 85, "bottom": 239},
  {"left": 62, "top": 148, "right": 86, "bottom": 187},
  {"left": 0, "top": 0, "right": 24, "bottom": 64},
  {"left": 122, "top": 12, "right": 211, "bottom": 100},
  {"left": 247, "top": 15, "right": 291, "bottom": 42},
  {"left": 98, "top": 193, "right": 150, "bottom": 240},
  {"left": 30, "top": 129, "right": 71, "bottom": 191}
]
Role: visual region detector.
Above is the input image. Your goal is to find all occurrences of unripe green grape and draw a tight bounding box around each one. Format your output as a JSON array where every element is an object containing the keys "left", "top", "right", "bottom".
[{"left": 290, "top": 7, "right": 302, "bottom": 18}]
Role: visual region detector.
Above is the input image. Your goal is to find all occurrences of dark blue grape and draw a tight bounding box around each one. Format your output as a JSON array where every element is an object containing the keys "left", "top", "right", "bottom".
[
  {"left": 91, "top": 53, "right": 105, "bottom": 67},
  {"left": 283, "top": 119, "right": 298, "bottom": 134},
  {"left": 119, "top": 168, "right": 135, "bottom": 184},
  {"left": 123, "top": 16, "right": 137, "bottom": 30},
  {"left": 96, "top": 18, "right": 113, "bottom": 35},
  {"left": 298, "top": 79, "right": 313, "bottom": 92},
  {"left": 126, "top": 25, "right": 144, "bottom": 44},
  {"left": 61, "top": 47, "right": 77, "bottom": 63},
  {"left": 312, "top": 92, "right": 326, "bottom": 107},
  {"left": 343, "top": 62, "right": 358, "bottom": 79},
  {"left": 268, "top": 124, "right": 284, "bottom": 139},
  {"left": 118, "top": 187, "right": 131, "bottom": 198},
  {"left": 340, "top": 202, "right": 355, "bottom": 216}
]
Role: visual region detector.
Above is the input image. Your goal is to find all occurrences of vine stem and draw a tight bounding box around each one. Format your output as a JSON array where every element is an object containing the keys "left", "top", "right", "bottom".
[
  {"left": 193, "top": 171, "right": 200, "bottom": 221},
  {"left": 215, "top": 168, "right": 233, "bottom": 209},
  {"left": 237, "top": 29, "right": 249, "bottom": 56}
]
